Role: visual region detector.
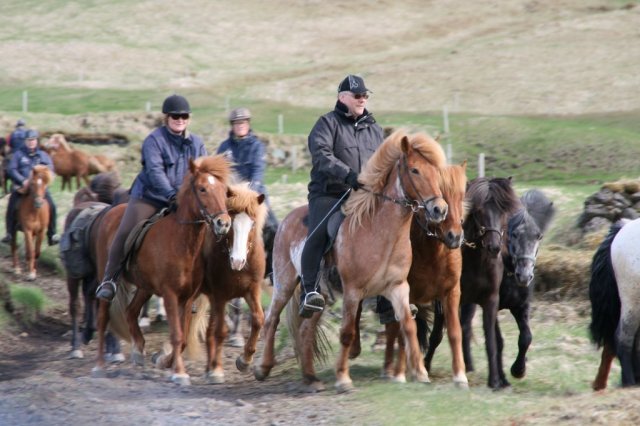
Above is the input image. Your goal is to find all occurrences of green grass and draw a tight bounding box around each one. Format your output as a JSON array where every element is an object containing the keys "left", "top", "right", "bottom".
[{"left": 10, "top": 284, "right": 49, "bottom": 323}]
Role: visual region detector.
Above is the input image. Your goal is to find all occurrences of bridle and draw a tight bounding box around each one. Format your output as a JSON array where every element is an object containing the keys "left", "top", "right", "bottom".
[
  {"left": 364, "top": 153, "right": 440, "bottom": 215},
  {"left": 176, "top": 174, "right": 229, "bottom": 229},
  {"left": 463, "top": 214, "right": 504, "bottom": 249}
]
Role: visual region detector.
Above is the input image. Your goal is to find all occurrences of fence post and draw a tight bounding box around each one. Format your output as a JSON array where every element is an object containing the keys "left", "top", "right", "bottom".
[
  {"left": 478, "top": 153, "right": 485, "bottom": 177},
  {"left": 22, "top": 90, "right": 28, "bottom": 113},
  {"left": 278, "top": 114, "right": 284, "bottom": 134},
  {"left": 290, "top": 145, "right": 297, "bottom": 171},
  {"left": 443, "top": 105, "right": 449, "bottom": 134},
  {"left": 145, "top": 101, "right": 151, "bottom": 112},
  {"left": 446, "top": 143, "right": 453, "bottom": 164}
]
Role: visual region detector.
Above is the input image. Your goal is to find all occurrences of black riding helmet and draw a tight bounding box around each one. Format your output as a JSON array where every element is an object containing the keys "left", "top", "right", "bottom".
[{"left": 162, "top": 95, "right": 191, "bottom": 114}]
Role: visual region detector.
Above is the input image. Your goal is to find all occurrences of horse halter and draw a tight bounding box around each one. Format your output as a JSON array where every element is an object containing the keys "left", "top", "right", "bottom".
[
  {"left": 463, "top": 215, "right": 504, "bottom": 249},
  {"left": 177, "top": 175, "right": 229, "bottom": 228}
]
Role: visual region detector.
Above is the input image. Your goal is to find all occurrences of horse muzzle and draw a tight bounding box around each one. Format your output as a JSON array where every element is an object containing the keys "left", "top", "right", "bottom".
[
  {"left": 34, "top": 197, "right": 44, "bottom": 209},
  {"left": 443, "top": 230, "right": 463, "bottom": 249},
  {"left": 229, "top": 256, "right": 247, "bottom": 271},
  {"left": 424, "top": 197, "right": 448, "bottom": 224}
]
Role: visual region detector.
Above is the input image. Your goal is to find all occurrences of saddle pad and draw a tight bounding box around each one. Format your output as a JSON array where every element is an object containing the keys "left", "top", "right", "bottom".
[
  {"left": 123, "top": 208, "right": 170, "bottom": 271},
  {"left": 59, "top": 204, "right": 108, "bottom": 278}
]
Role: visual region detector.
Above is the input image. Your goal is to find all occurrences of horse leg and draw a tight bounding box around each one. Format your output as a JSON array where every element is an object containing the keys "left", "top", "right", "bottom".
[
  {"left": 424, "top": 306, "right": 445, "bottom": 373},
  {"left": 161, "top": 292, "right": 190, "bottom": 385},
  {"left": 10, "top": 237, "right": 20, "bottom": 275},
  {"left": 335, "top": 292, "right": 361, "bottom": 393},
  {"left": 127, "top": 289, "right": 152, "bottom": 366},
  {"left": 91, "top": 299, "right": 111, "bottom": 377},
  {"left": 616, "top": 313, "right": 640, "bottom": 387},
  {"left": 510, "top": 305, "right": 532, "bottom": 379},
  {"left": 386, "top": 321, "right": 406, "bottom": 382},
  {"left": 460, "top": 303, "right": 477, "bottom": 372},
  {"left": 236, "top": 287, "right": 265, "bottom": 373},
  {"left": 254, "top": 274, "right": 299, "bottom": 381},
  {"left": 82, "top": 277, "right": 97, "bottom": 344},
  {"left": 24, "top": 231, "right": 36, "bottom": 281},
  {"left": 349, "top": 301, "right": 363, "bottom": 359},
  {"left": 444, "top": 289, "right": 469, "bottom": 388},
  {"left": 593, "top": 343, "right": 616, "bottom": 391},
  {"left": 205, "top": 297, "right": 228, "bottom": 384},
  {"left": 67, "top": 276, "right": 84, "bottom": 359},
  {"left": 495, "top": 319, "right": 510, "bottom": 387},
  {"left": 388, "top": 283, "right": 429, "bottom": 383},
  {"left": 482, "top": 297, "right": 503, "bottom": 389},
  {"left": 227, "top": 297, "right": 245, "bottom": 348}
]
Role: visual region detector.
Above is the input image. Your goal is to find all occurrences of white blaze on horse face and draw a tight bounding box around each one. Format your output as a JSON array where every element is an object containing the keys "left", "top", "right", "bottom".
[
  {"left": 230, "top": 212, "right": 253, "bottom": 271},
  {"left": 208, "top": 175, "right": 216, "bottom": 185}
]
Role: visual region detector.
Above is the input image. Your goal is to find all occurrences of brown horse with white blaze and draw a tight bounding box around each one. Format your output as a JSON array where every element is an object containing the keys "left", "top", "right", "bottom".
[
  {"left": 255, "top": 131, "right": 448, "bottom": 392},
  {"left": 185, "top": 184, "right": 267, "bottom": 384},
  {"left": 94, "top": 155, "right": 232, "bottom": 385},
  {"left": 11, "top": 165, "right": 54, "bottom": 280}
]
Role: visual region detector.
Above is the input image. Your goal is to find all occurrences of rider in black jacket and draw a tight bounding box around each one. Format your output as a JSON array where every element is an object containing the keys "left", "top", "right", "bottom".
[{"left": 299, "top": 75, "right": 384, "bottom": 317}]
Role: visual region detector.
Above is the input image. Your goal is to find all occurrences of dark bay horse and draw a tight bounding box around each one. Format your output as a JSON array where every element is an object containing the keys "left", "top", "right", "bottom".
[
  {"left": 61, "top": 172, "right": 125, "bottom": 359},
  {"left": 11, "top": 165, "right": 54, "bottom": 280},
  {"left": 255, "top": 131, "right": 448, "bottom": 392},
  {"left": 377, "top": 162, "right": 468, "bottom": 386},
  {"left": 185, "top": 184, "right": 267, "bottom": 384},
  {"left": 590, "top": 218, "right": 640, "bottom": 390},
  {"left": 426, "top": 177, "right": 520, "bottom": 389},
  {"left": 94, "top": 156, "right": 232, "bottom": 385}
]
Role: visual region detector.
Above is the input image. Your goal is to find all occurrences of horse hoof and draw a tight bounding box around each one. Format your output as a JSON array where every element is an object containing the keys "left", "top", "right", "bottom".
[
  {"left": 227, "top": 334, "right": 245, "bottom": 348},
  {"left": 390, "top": 374, "right": 406, "bottom": 383},
  {"left": 106, "top": 352, "right": 125, "bottom": 364},
  {"left": 335, "top": 380, "right": 354, "bottom": 394},
  {"left": 25, "top": 272, "right": 36, "bottom": 281},
  {"left": 415, "top": 372, "right": 431, "bottom": 384},
  {"left": 236, "top": 356, "right": 250, "bottom": 372},
  {"left": 302, "top": 380, "right": 326, "bottom": 393},
  {"left": 206, "top": 371, "right": 225, "bottom": 384},
  {"left": 453, "top": 373, "right": 469, "bottom": 389},
  {"left": 380, "top": 369, "right": 394, "bottom": 380},
  {"left": 138, "top": 317, "right": 151, "bottom": 329},
  {"left": 253, "top": 365, "right": 269, "bottom": 381},
  {"left": 132, "top": 351, "right": 145, "bottom": 366},
  {"left": 13, "top": 268, "right": 22, "bottom": 276},
  {"left": 91, "top": 366, "right": 106, "bottom": 378},
  {"left": 511, "top": 365, "right": 526, "bottom": 379},
  {"left": 69, "top": 349, "right": 84, "bottom": 359},
  {"left": 170, "top": 373, "right": 191, "bottom": 386}
]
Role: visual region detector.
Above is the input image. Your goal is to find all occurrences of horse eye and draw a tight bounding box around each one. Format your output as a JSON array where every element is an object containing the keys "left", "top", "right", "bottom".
[
  {"left": 199, "top": 187, "right": 207, "bottom": 193},
  {"left": 410, "top": 168, "right": 419, "bottom": 174}
]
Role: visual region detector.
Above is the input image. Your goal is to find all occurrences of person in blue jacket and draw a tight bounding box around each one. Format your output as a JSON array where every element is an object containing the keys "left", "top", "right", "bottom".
[
  {"left": 216, "top": 107, "right": 279, "bottom": 277},
  {"left": 96, "top": 94, "right": 207, "bottom": 302},
  {"left": 2, "top": 129, "right": 59, "bottom": 246}
]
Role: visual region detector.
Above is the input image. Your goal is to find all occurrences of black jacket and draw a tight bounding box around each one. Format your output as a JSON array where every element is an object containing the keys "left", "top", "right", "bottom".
[{"left": 307, "top": 101, "right": 384, "bottom": 199}]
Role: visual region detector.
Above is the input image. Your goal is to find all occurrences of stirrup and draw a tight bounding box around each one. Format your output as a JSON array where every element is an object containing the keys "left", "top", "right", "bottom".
[
  {"left": 96, "top": 279, "right": 117, "bottom": 302},
  {"left": 299, "top": 291, "right": 325, "bottom": 318}
]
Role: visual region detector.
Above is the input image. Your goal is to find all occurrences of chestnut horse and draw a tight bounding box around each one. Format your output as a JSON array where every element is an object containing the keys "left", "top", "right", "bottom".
[
  {"left": 11, "top": 165, "right": 54, "bottom": 280},
  {"left": 425, "top": 176, "right": 521, "bottom": 389},
  {"left": 185, "top": 184, "right": 267, "bottom": 384},
  {"left": 94, "top": 156, "right": 232, "bottom": 385},
  {"left": 377, "top": 162, "right": 468, "bottom": 387},
  {"left": 255, "top": 131, "right": 448, "bottom": 392},
  {"left": 590, "top": 218, "right": 640, "bottom": 390},
  {"left": 45, "top": 133, "right": 91, "bottom": 191}
]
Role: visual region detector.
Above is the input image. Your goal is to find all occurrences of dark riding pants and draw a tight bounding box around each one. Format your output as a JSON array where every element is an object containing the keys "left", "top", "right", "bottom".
[
  {"left": 300, "top": 195, "right": 343, "bottom": 296},
  {"left": 102, "top": 198, "right": 158, "bottom": 281},
  {"left": 5, "top": 190, "right": 57, "bottom": 239}
]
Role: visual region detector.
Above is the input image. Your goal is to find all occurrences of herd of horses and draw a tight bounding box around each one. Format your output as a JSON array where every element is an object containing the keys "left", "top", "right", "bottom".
[{"left": 4, "top": 129, "right": 640, "bottom": 393}]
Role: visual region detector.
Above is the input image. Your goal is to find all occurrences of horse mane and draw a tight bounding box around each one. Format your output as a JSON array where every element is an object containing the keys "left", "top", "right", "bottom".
[
  {"left": 343, "top": 130, "right": 446, "bottom": 231},
  {"left": 49, "top": 133, "right": 72, "bottom": 152},
  {"left": 520, "top": 189, "right": 556, "bottom": 234},
  {"left": 441, "top": 162, "right": 469, "bottom": 220},
  {"left": 226, "top": 183, "right": 267, "bottom": 237},
  {"left": 31, "top": 165, "right": 54, "bottom": 186},
  {"left": 466, "top": 177, "right": 520, "bottom": 217}
]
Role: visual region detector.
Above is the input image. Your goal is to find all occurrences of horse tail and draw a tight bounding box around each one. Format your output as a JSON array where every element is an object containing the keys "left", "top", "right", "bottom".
[
  {"left": 285, "top": 286, "right": 331, "bottom": 366},
  {"left": 107, "top": 280, "right": 135, "bottom": 341},
  {"left": 589, "top": 222, "right": 623, "bottom": 349},
  {"left": 184, "top": 294, "right": 208, "bottom": 361}
]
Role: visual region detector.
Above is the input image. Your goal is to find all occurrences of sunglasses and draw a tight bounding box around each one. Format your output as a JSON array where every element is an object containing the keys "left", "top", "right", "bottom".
[
  {"left": 351, "top": 93, "right": 369, "bottom": 100},
  {"left": 169, "top": 113, "right": 190, "bottom": 120}
]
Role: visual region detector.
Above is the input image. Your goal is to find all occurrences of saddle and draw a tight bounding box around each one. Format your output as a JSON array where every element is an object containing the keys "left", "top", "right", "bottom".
[
  {"left": 60, "top": 204, "right": 108, "bottom": 278},
  {"left": 122, "top": 208, "right": 171, "bottom": 272},
  {"left": 302, "top": 209, "right": 346, "bottom": 255}
]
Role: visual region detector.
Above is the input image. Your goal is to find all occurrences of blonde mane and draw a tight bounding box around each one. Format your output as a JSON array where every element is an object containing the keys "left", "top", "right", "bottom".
[
  {"left": 227, "top": 183, "right": 268, "bottom": 236},
  {"left": 440, "top": 162, "right": 470, "bottom": 222},
  {"left": 177, "top": 155, "right": 231, "bottom": 203},
  {"left": 30, "top": 165, "right": 54, "bottom": 186},
  {"left": 48, "top": 133, "right": 72, "bottom": 152},
  {"left": 343, "top": 130, "right": 446, "bottom": 232}
]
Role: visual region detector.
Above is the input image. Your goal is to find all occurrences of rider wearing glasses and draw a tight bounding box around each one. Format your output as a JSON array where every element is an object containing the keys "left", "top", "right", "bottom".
[
  {"left": 96, "top": 94, "right": 207, "bottom": 302},
  {"left": 299, "top": 74, "right": 384, "bottom": 317}
]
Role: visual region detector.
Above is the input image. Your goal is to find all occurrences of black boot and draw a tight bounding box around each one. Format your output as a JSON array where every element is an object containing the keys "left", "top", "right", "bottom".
[
  {"left": 95, "top": 279, "right": 117, "bottom": 302},
  {"left": 299, "top": 291, "right": 325, "bottom": 318}
]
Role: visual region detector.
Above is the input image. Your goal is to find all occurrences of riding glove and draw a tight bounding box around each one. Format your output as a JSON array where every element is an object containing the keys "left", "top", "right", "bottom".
[{"left": 346, "top": 171, "right": 362, "bottom": 191}]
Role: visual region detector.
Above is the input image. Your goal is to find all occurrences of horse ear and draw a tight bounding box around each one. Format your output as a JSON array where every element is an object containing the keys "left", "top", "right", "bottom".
[
  {"left": 460, "top": 160, "right": 468, "bottom": 170},
  {"left": 257, "top": 193, "right": 266, "bottom": 205},
  {"left": 227, "top": 187, "right": 236, "bottom": 198},
  {"left": 189, "top": 158, "right": 197, "bottom": 174},
  {"left": 400, "top": 136, "right": 412, "bottom": 154}
]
